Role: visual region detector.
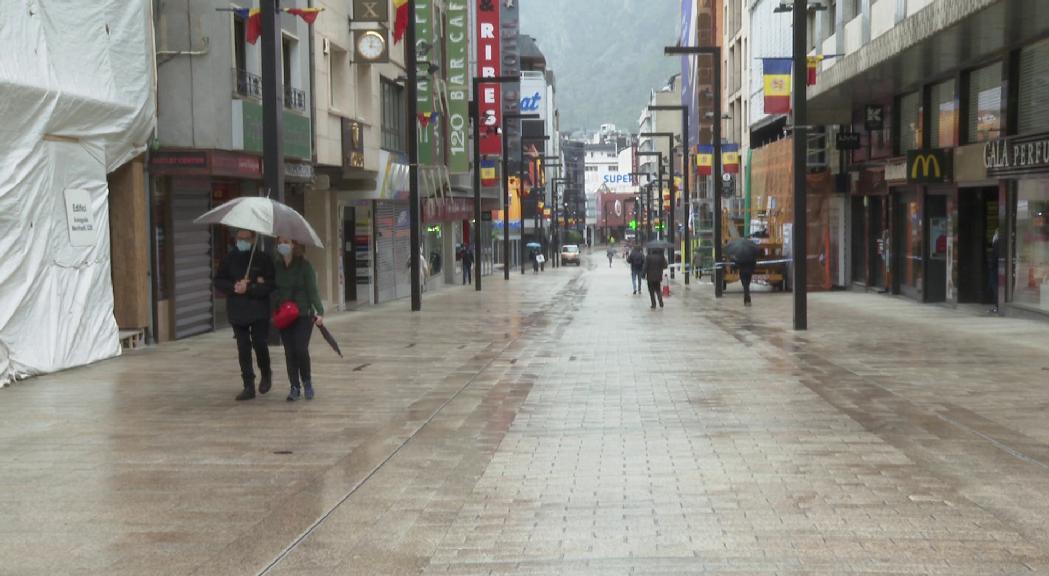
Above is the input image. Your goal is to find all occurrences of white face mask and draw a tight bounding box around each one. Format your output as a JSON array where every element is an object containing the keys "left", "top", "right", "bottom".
[{"left": 277, "top": 243, "right": 293, "bottom": 257}]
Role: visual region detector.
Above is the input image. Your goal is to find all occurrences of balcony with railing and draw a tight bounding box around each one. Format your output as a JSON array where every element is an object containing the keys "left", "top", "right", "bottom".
[{"left": 233, "top": 69, "right": 307, "bottom": 113}]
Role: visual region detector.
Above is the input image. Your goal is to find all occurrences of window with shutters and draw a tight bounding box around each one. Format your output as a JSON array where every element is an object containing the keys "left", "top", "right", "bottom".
[
  {"left": 930, "top": 79, "right": 957, "bottom": 148},
  {"left": 898, "top": 91, "right": 922, "bottom": 153},
  {"left": 381, "top": 78, "right": 406, "bottom": 153},
  {"left": 966, "top": 62, "right": 1002, "bottom": 144},
  {"left": 1018, "top": 39, "right": 1049, "bottom": 135}
]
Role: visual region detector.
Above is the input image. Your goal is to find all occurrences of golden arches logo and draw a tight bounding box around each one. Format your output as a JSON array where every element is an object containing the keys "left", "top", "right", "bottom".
[{"left": 911, "top": 154, "right": 941, "bottom": 179}]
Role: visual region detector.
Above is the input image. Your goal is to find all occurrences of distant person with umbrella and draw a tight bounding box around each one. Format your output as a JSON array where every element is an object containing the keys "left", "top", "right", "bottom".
[
  {"left": 627, "top": 245, "right": 645, "bottom": 295},
  {"left": 214, "top": 229, "right": 276, "bottom": 401},
  {"left": 274, "top": 237, "right": 324, "bottom": 401},
  {"left": 644, "top": 247, "right": 668, "bottom": 309},
  {"left": 726, "top": 237, "right": 762, "bottom": 306}
]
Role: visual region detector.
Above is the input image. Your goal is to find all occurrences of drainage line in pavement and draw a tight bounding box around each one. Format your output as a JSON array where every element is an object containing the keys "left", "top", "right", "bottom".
[{"left": 252, "top": 277, "right": 587, "bottom": 576}]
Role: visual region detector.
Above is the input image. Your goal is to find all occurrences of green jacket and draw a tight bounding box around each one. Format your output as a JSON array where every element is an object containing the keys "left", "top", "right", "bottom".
[{"left": 273, "top": 256, "right": 324, "bottom": 317}]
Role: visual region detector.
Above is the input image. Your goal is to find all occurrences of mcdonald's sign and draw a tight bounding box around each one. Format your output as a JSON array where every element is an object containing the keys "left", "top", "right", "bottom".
[{"left": 906, "top": 149, "right": 952, "bottom": 184}]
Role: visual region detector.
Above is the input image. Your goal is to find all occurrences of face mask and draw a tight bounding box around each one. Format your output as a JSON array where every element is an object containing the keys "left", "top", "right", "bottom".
[
  {"left": 277, "top": 244, "right": 293, "bottom": 257},
  {"left": 236, "top": 239, "right": 253, "bottom": 252}
]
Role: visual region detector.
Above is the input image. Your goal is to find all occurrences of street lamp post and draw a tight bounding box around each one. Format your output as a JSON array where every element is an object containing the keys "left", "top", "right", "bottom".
[
  {"left": 552, "top": 177, "right": 569, "bottom": 267},
  {"left": 792, "top": 0, "right": 808, "bottom": 330},
  {"left": 664, "top": 47, "right": 721, "bottom": 290},
  {"left": 636, "top": 151, "right": 663, "bottom": 245},
  {"left": 640, "top": 131, "right": 680, "bottom": 279},
  {"left": 471, "top": 75, "right": 518, "bottom": 293},
  {"left": 502, "top": 114, "right": 540, "bottom": 280}
]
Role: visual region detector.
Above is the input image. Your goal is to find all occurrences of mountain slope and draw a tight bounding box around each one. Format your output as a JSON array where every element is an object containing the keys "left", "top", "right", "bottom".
[{"left": 521, "top": 0, "right": 682, "bottom": 133}]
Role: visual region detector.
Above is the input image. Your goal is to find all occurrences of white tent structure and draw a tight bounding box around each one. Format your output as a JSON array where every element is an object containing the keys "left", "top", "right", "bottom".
[{"left": 0, "top": 1, "right": 156, "bottom": 386}]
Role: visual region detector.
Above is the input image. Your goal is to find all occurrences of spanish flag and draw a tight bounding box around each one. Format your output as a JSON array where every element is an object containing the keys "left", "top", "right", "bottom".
[
  {"left": 696, "top": 145, "right": 714, "bottom": 176},
  {"left": 393, "top": 0, "right": 410, "bottom": 44},
  {"left": 722, "top": 144, "right": 740, "bottom": 174},
  {"left": 286, "top": 7, "right": 323, "bottom": 24},
  {"left": 806, "top": 55, "right": 824, "bottom": 86},
  {"left": 762, "top": 58, "right": 792, "bottom": 115}
]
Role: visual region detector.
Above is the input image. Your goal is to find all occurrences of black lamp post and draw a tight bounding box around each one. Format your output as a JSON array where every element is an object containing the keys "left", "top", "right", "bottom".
[
  {"left": 636, "top": 151, "right": 663, "bottom": 244},
  {"left": 641, "top": 130, "right": 682, "bottom": 280},
  {"left": 471, "top": 75, "right": 518, "bottom": 292},
  {"left": 551, "top": 177, "right": 569, "bottom": 266}
]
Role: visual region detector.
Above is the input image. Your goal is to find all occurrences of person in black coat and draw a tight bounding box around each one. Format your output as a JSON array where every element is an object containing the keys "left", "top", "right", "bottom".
[
  {"left": 214, "top": 229, "right": 276, "bottom": 401},
  {"left": 644, "top": 248, "right": 668, "bottom": 309}
]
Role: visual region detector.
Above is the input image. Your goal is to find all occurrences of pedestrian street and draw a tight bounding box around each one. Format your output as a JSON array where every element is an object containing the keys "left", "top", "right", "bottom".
[{"left": 3, "top": 252, "right": 1049, "bottom": 575}]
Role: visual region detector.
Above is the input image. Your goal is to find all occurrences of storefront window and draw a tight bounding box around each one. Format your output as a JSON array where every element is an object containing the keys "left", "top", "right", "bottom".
[
  {"left": 1012, "top": 180, "right": 1049, "bottom": 312},
  {"left": 901, "top": 195, "right": 922, "bottom": 294},
  {"left": 930, "top": 79, "right": 957, "bottom": 148},
  {"left": 898, "top": 91, "right": 922, "bottom": 153},
  {"left": 1018, "top": 39, "right": 1049, "bottom": 135},
  {"left": 967, "top": 62, "right": 1002, "bottom": 143}
]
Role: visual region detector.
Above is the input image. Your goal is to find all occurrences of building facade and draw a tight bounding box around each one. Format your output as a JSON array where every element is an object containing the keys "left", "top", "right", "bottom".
[{"left": 810, "top": 0, "right": 1049, "bottom": 316}]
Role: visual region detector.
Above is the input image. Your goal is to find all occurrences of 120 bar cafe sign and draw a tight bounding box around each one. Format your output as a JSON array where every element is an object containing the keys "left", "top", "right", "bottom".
[{"left": 985, "top": 132, "right": 1049, "bottom": 177}]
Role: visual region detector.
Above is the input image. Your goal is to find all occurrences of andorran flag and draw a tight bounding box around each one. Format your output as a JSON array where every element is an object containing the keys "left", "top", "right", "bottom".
[
  {"left": 722, "top": 144, "right": 741, "bottom": 174},
  {"left": 233, "top": 8, "right": 263, "bottom": 45},
  {"left": 696, "top": 145, "right": 714, "bottom": 177},
  {"left": 480, "top": 158, "right": 498, "bottom": 187},
  {"left": 763, "top": 58, "right": 793, "bottom": 114},
  {"left": 807, "top": 55, "right": 824, "bottom": 86},
  {"left": 393, "top": 0, "right": 410, "bottom": 44}
]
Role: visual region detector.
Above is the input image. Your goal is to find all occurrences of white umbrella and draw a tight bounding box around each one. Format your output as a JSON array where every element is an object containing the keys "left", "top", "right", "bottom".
[{"left": 193, "top": 196, "right": 324, "bottom": 248}]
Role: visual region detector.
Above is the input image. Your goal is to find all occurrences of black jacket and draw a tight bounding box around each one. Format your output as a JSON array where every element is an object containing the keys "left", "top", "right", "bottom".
[
  {"left": 214, "top": 248, "right": 276, "bottom": 325},
  {"left": 627, "top": 249, "right": 645, "bottom": 272},
  {"left": 643, "top": 252, "right": 667, "bottom": 281}
]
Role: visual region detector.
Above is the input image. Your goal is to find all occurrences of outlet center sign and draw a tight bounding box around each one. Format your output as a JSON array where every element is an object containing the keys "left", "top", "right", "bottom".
[{"left": 476, "top": 0, "right": 501, "bottom": 155}]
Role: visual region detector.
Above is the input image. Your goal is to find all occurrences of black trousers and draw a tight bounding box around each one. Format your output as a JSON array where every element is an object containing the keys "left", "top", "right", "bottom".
[
  {"left": 280, "top": 316, "right": 314, "bottom": 388},
  {"left": 739, "top": 263, "right": 755, "bottom": 303},
  {"left": 648, "top": 280, "right": 663, "bottom": 308},
  {"left": 232, "top": 318, "right": 271, "bottom": 387},
  {"left": 463, "top": 264, "right": 473, "bottom": 284}
]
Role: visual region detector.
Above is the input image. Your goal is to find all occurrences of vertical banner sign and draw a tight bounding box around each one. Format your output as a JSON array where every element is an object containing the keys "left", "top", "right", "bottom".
[
  {"left": 476, "top": 0, "right": 501, "bottom": 155},
  {"left": 447, "top": 1, "right": 470, "bottom": 173},
  {"left": 501, "top": 0, "right": 521, "bottom": 164},
  {"left": 415, "top": 0, "right": 433, "bottom": 165}
]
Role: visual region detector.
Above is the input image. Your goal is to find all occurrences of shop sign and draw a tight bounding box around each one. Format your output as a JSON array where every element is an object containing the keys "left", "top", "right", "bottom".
[
  {"left": 836, "top": 132, "right": 861, "bottom": 150},
  {"left": 352, "top": 0, "right": 387, "bottom": 22},
  {"left": 984, "top": 132, "right": 1049, "bottom": 178},
  {"left": 342, "top": 119, "right": 365, "bottom": 171},
  {"left": 63, "top": 188, "right": 96, "bottom": 247},
  {"left": 884, "top": 159, "right": 907, "bottom": 183},
  {"left": 906, "top": 149, "right": 952, "bottom": 184},
  {"left": 240, "top": 100, "right": 312, "bottom": 160},
  {"left": 212, "top": 152, "right": 262, "bottom": 179},
  {"left": 865, "top": 105, "right": 884, "bottom": 131},
  {"left": 151, "top": 151, "right": 208, "bottom": 169},
  {"left": 285, "top": 162, "right": 314, "bottom": 181},
  {"left": 475, "top": 0, "right": 502, "bottom": 155},
  {"left": 446, "top": 0, "right": 470, "bottom": 173}
]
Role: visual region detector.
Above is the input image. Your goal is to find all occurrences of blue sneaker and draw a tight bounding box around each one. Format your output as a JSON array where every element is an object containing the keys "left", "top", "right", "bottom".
[
  {"left": 286, "top": 386, "right": 301, "bottom": 402},
  {"left": 304, "top": 381, "right": 315, "bottom": 401}
]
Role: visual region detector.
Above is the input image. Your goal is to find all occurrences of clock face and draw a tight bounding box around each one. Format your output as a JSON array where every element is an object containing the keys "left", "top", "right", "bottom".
[{"left": 357, "top": 31, "right": 386, "bottom": 61}]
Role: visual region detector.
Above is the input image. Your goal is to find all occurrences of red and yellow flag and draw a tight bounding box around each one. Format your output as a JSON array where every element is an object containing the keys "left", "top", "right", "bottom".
[
  {"left": 696, "top": 145, "right": 714, "bottom": 176},
  {"left": 806, "top": 55, "right": 824, "bottom": 86},
  {"left": 286, "top": 7, "right": 323, "bottom": 24},
  {"left": 393, "top": 0, "right": 410, "bottom": 44}
]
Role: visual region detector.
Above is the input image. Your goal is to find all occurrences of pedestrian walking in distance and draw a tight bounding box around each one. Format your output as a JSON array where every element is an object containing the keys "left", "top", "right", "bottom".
[
  {"left": 726, "top": 238, "right": 762, "bottom": 307},
  {"left": 606, "top": 245, "right": 615, "bottom": 268},
  {"left": 274, "top": 237, "right": 325, "bottom": 402},
  {"left": 644, "top": 248, "right": 668, "bottom": 309},
  {"left": 531, "top": 249, "right": 540, "bottom": 274},
  {"left": 461, "top": 246, "right": 474, "bottom": 285},
  {"left": 627, "top": 245, "right": 645, "bottom": 295},
  {"left": 214, "top": 230, "right": 275, "bottom": 401}
]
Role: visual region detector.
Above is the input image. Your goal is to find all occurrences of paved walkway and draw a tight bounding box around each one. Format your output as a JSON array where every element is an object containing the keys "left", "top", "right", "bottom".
[{"left": 3, "top": 250, "right": 1049, "bottom": 575}]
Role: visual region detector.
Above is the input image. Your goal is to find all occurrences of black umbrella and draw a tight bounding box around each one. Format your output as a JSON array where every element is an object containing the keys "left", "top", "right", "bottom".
[
  {"left": 725, "top": 238, "right": 762, "bottom": 266},
  {"left": 317, "top": 324, "right": 343, "bottom": 358},
  {"left": 645, "top": 240, "right": 672, "bottom": 252}
]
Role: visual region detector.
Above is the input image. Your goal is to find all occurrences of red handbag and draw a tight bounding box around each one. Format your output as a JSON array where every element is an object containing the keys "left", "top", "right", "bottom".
[{"left": 273, "top": 299, "right": 300, "bottom": 330}]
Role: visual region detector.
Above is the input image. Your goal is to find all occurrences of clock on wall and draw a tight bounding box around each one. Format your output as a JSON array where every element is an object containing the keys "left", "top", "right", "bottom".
[{"left": 355, "top": 30, "right": 388, "bottom": 64}]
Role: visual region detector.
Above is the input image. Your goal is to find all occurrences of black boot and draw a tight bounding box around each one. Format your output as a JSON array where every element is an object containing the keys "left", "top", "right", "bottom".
[
  {"left": 286, "top": 386, "right": 301, "bottom": 402},
  {"left": 236, "top": 384, "right": 256, "bottom": 401},
  {"left": 259, "top": 371, "right": 273, "bottom": 395}
]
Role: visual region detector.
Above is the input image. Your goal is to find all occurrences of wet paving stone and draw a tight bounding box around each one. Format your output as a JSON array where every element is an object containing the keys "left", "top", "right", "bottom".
[{"left": 2, "top": 252, "right": 1049, "bottom": 575}]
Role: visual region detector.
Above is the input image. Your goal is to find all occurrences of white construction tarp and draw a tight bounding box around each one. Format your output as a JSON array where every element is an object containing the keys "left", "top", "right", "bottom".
[{"left": 0, "top": 1, "right": 156, "bottom": 386}]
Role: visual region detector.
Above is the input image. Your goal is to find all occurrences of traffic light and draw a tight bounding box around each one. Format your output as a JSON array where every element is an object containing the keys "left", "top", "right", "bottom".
[{"left": 629, "top": 220, "right": 638, "bottom": 230}]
